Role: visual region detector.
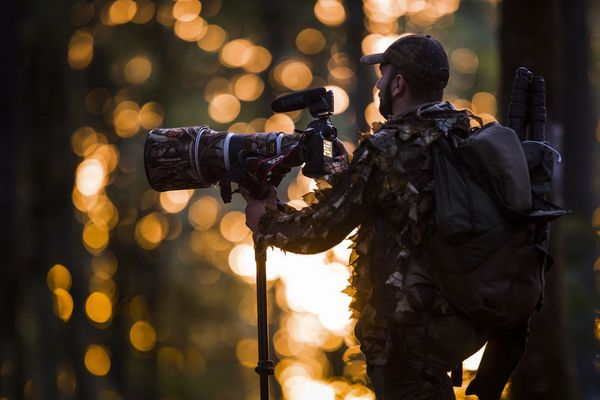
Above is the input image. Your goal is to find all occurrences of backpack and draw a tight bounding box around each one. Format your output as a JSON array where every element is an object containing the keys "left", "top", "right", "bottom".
[
  {"left": 427, "top": 120, "right": 570, "bottom": 395},
  {"left": 430, "top": 121, "right": 569, "bottom": 328}
]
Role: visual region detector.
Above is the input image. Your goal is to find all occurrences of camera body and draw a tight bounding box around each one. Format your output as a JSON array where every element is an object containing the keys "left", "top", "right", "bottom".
[{"left": 144, "top": 88, "right": 346, "bottom": 201}]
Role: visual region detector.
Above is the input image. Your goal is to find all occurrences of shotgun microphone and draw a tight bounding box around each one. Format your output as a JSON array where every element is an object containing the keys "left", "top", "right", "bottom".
[{"left": 271, "top": 87, "right": 332, "bottom": 115}]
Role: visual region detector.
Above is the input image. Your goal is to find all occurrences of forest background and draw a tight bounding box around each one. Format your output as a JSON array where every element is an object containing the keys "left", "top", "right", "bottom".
[{"left": 1, "top": 0, "right": 599, "bottom": 399}]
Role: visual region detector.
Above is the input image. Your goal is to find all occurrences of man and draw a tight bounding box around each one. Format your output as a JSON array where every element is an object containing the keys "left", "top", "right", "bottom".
[{"left": 242, "top": 34, "right": 489, "bottom": 399}]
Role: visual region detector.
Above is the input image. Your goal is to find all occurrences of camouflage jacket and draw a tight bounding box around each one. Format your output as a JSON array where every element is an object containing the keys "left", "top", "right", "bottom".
[{"left": 257, "top": 102, "right": 475, "bottom": 365}]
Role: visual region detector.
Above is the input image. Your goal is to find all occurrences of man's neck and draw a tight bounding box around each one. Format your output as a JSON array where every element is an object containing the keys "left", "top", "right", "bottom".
[{"left": 390, "top": 100, "right": 442, "bottom": 119}]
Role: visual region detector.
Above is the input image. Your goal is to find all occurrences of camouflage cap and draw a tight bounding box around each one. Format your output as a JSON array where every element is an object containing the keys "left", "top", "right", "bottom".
[{"left": 361, "top": 34, "right": 449, "bottom": 90}]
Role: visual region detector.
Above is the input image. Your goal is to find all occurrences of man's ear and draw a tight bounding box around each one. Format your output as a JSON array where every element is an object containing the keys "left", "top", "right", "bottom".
[{"left": 391, "top": 73, "right": 406, "bottom": 96}]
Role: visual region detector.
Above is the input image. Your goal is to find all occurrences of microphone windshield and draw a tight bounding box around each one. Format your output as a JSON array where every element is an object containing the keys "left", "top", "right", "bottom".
[{"left": 271, "top": 87, "right": 327, "bottom": 113}]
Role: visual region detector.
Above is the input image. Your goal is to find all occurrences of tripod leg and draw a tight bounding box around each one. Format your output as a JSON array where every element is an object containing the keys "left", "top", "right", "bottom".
[{"left": 254, "top": 241, "right": 274, "bottom": 400}]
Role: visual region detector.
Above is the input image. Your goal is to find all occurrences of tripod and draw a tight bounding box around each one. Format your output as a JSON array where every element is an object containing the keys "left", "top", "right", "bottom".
[{"left": 254, "top": 240, "right": 274, "bottom": 400}]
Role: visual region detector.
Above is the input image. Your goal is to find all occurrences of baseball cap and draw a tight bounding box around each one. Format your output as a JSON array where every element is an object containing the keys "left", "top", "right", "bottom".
[{"left": 361, "top": 34, "right": 449, "bottom": 89}]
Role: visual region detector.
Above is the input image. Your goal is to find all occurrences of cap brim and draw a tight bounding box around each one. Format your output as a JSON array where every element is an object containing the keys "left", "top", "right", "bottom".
[{"left": 360, "top": 53, "right": 386, "bottom": 65}]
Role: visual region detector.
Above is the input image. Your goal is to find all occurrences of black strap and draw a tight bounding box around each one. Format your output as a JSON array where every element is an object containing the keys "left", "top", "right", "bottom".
[
  {"left": 451, "top": 363, "right": 463, "bottom": 387},
  {"left": 466, "top": 323, "right": 528, "bottom": 400}
]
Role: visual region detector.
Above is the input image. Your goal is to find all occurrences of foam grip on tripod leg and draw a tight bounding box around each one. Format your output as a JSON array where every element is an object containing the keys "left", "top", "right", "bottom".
[{"left": 527, "top": 76, "right": 546, "bottom": 141}]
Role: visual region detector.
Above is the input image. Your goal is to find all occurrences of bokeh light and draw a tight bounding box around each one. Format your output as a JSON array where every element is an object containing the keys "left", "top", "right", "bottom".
[
  {"left": 68, "top": 30, "right": 94, "bottom": 70},
  {"left": 130, "top": 321, "right": 157, "bottom": 352},
  {"left": 124, "top": 56, "right": 152, "bottom": 84},
  {"left": 364, "top": 102, "right": 385, "bottom": 127},
  {"left": 86, "top": 292, "right": 113, "bottom": 324},
  {"left": 82, "top": 222, "right": 110, "bottom": 254},
  {"left": 364, "top": 0, "right": 407, "bottom": 23},
  {"left": 172, "top": 0, "right": 201, "bottom": 22},
  {"left": 132, "top": 0, "right": 155, "bottom": 24},
  {"left": 279, "top": 60, "right": 313, "bottom": 90},
  {"left": 284, "top": 376, "right": 336, "bottom": 400},
  {"left": 47, "top": 264, "right": 72, "bottom": 292},
  {"left": 250, "top": 117, "right": 267, "bottom": 132},
  {"left": 139, "top": 102, "right": 164, "bottom": 129},
  {"left": 91, "top": 253, "right": 118, "bottom": 280},
  {"left": 159, "top": 189, "right": 194, "bottom": 213},
  {"left": 471, "top": 91, "right": 497, "bottom": 116},
  {"left": 113, "top": 100, "right": 141, "bottom": 138},
  {"left": 56, "top": 366, "right": 77, "bottom": 394},
  {"left": 244, "top": 46, "right": 272, "bottom": 73},
  {"left": 188, "top": 196, "right": 220, "bottom": 230},
  {"left": 228, "top": 122, "right": 254, "bottom": 133},
  {"left": 451, "top": 47, "right": 479, "bottom": 74},
  {"left": 108, "top": 0, "right": 138, "bottom": 25},
  {"left": 229, "top": 244, "right": 281, "bottom": 283},
  {"left": 234, "top": 74, "right": 265, "bottom": 101},
  {"left": 220, "top": 39, "right": 253, "bottom": 68},
  {"left": 314, "top": 0, "right": 346, "bottom": 26},
  {"left": 90, "top": 144, "right": 119, "bottom": 173},
  {"left": 174, "top": 16, "right": 208, "bottom": 42},
  {"left": 236, "top": 338, "right": 258, "bottom": 368},
  {"left": 135, "top": 212, "right": 168, "bottom": 249},
  {"left": 220, "top": 211, "right": 251, "bottom": 243},
  {"left": 208, "top": 93, "right": 241, "bottom": 123},
  {"left": 197, "top": 24, "right": 228, "bottom": 52},
  {"left": 296, "top": 28, "right": 327, "bottom": 55},
  {"left": 71, "top": 126, "right": 100, "bottom": 156},
  {"left": 325, "top": 85, "right": 350, "bottom": 114},
  {"left": 228, "top": 244, "right": 258, "bottom": 282},
  {"left": 361, "top": 33, "right": 401, "bottom": 56},
  {"left": 53, "top": 289, "right": 74, "bottom": 322},
  {"left": 75, "top": 158, "right": 106, "bottom": 196},
  {"left": 129, "top": 295, "right": 150, "bottom": 321},
  {"left": 265, "top": 114, "right": 295, "bottom": 132},
  {"left": 329, "top": 64, "right": 355, "bottom": 87},
  {"left": 84, "top": 345, "right": 111, "bottom": 376},
  {"left": 156, "top": 1, "right": 175, "bottom": 26},
  {"left": 204, "top": 76, "right": 233, "bottom": 101},
  {"left": 157, "top": 347, "right": 185, "bottom": 374}
]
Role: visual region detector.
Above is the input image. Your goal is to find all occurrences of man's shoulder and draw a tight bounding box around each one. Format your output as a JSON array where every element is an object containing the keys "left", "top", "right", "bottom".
[
  {"left": 357, "top": 102, "right": 472, "bottom": 159},
  {"left": 360, "top": 117, "right": 433, "bottom": 159},
  {"left": 385, "top": 102, "right": 473, "bottom": 145},
  {"left": 366, "top": 126, "right": 398, "bottom": 154}
]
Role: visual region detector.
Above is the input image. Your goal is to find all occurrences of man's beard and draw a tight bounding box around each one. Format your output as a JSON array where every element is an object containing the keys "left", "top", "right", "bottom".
[{"left": 378, "top": 81, "right": 393, "bottom": 118}]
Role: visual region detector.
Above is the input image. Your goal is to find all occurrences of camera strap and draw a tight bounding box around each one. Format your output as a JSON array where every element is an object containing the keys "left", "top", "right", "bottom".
[
  {"left": 218, "top": 146, "right": 300, "bottom": 202},
  {"left": 253, "top": 150, "right": 294, "bottom": 181}
]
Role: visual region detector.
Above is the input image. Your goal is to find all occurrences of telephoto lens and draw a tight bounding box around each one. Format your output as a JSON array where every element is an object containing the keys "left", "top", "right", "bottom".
[{"left": 144, "top": 126, "right": 301, "bottom": 192}]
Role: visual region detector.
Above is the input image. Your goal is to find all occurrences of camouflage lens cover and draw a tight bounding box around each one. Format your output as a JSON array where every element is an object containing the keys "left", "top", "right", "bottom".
[{"left": 144, "top": 126, "right": 226, "bottom": 191}]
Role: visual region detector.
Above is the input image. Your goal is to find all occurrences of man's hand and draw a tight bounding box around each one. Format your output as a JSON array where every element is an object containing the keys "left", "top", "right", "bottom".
[{"left": 239, "top": 186, "right": 277, "bottom": 232}]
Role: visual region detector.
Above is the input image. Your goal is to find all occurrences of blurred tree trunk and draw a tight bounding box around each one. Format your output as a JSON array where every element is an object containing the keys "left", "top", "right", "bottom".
[
  {"left": 500, "top": 0, "right": 598, "bottom": 398},
  {"left": 559, "top": 0, "right": 599, "bottom": 398},
  {"left": 345, "top": 1, "right": 371, "bottom": 136},
  {"left": 0, "top": 0, "right": 21, "bottom": 397},
  {"left": 262, "top": 0, "right": 288, "bottom": 104},
  {"left": 0, "top": 1, "right": 93, "bottom": 399}
]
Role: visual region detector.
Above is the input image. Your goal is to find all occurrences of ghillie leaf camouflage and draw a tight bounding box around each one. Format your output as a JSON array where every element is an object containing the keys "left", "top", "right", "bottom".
[{"left": 257, "top": 102, "right": 477, "bottom": 365}]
